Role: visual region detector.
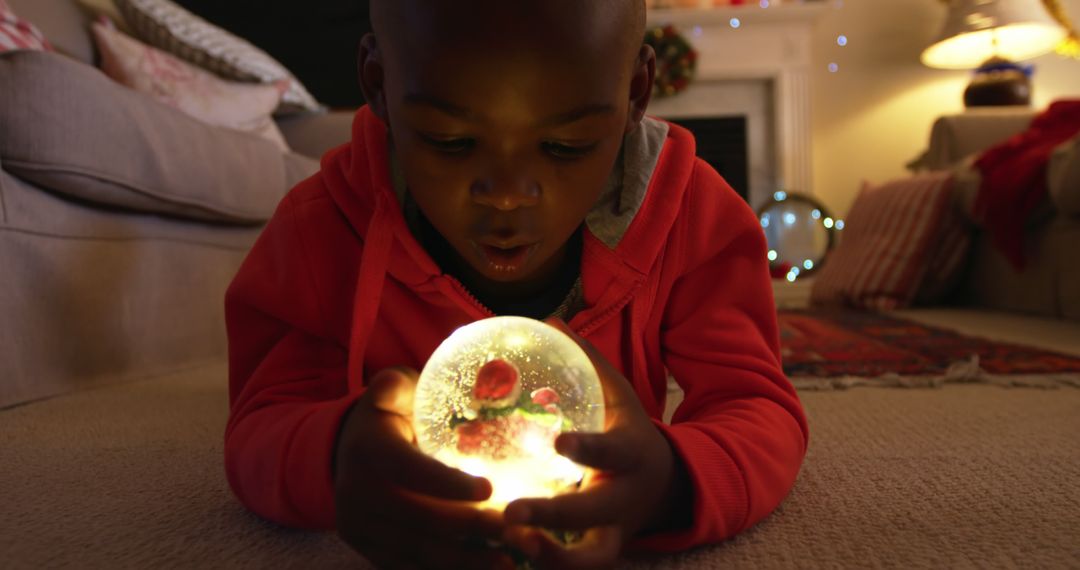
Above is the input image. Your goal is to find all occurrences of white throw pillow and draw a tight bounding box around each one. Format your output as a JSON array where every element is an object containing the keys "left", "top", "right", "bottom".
[
  {"left": 114, "top": 0, "right": 322, "bottom": 114},
  {"left": 92, "top": 20, "right": 289, "bottom": 151}
]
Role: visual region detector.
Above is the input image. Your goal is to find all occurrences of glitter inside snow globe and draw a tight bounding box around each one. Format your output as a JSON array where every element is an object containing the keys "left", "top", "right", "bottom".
[{"left": 413, "top": 316, "right": 605, "bottom": 508}]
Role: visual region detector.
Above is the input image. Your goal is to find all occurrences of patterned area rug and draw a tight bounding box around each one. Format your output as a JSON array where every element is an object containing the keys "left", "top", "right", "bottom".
[{"left": 778, "top": 309, "right": 1080, "bottom": 390}]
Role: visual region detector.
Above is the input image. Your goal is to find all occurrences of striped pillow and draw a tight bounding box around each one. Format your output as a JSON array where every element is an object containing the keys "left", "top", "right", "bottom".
[
  {"left": 114, "top": 0, "right": 320, "bottom": 114},
  {"left": 811, "top": 172, "right": 958, "bottom": 310},
  {"left": 0, "top": 0, "right": 53, "bottom": 52},
  {"left": 91, "top": 20, "right": 290, "bottom": 151}
]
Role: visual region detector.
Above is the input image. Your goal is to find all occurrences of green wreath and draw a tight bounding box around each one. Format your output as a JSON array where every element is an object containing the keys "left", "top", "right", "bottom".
[{"left": 645, "top": 24, "right": 699, "bottom": 97}]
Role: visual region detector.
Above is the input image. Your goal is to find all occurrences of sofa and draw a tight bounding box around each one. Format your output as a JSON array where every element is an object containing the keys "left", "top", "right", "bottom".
[
  {"left": 2, "top": 1, "right": 1079, "bottom": 568},
  {"left": 911, "top": 106, "right": 1080, "bottom": 320},
  {"left": 0, "top": 0, "right": 356, "bottom": 410}
]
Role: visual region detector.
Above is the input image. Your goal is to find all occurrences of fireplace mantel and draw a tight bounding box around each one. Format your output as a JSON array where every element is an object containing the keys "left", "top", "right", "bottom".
[
  {"left": 647, "top": 3, "right": 828, "bottom": 28},
  {"left": 646, "top": 3, "right": 827, "bottom": 201}
]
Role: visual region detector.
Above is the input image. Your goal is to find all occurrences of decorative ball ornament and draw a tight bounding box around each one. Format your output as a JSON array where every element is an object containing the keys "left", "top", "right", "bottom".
[
  {"left": 645, "top": 25, "right": 698, "bottom": 98},
  {"left": 414, "top": 317, "right": 605, "bottom": 508},
  {"left": 757, "top": 191, "right": 841, "bottom": 282}
]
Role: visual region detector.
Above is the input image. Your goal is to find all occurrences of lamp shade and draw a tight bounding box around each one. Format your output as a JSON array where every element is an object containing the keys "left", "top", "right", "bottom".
[{"left": 922, "top": 0, "right": 1067, "bottom": 69}]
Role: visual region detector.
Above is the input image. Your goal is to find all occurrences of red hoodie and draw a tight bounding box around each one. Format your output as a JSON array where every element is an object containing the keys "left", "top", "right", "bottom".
[{"left": 225, "top": 106, "right": 808, "bottom": 552}]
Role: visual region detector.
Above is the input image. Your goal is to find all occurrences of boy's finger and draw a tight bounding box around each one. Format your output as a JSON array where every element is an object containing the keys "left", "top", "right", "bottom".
[
  {"left": 410, "top": 540, "right": 515, "bottom": 570},
  {"left": 346, "top": 541, "right": 419, "bottom": 570},
  {"left": 371, "top": 430, "right": 492, "bottom": 502},
  {"left": 357, "top": 485, "right": 506, "bottom": 540},
  {"left": 341, "top": 405, "right": 489, "bottom": 501},
  {"left": 400, "top": 493, "right": 507, "bottom": 541},
  {"left": 503, "top": 526, "right": 622, "bottom": 570},
  {"left": 504, "top": 482, "right": 622, "bottom": 529},
  {"left": 555, "top": 431, "right": 638, "bottom": 473},
  {"left": 536, "top": 525, "right": 622, "bottom": 570},
  {"left": 363, "top": 366, "right": 419, "bottom": 417},
  {"left": 347, "top": 513, "right": 511, "bottom": 570}
]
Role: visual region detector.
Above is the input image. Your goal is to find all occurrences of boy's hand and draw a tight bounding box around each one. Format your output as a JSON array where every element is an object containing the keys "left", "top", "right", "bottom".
[
  {"left": 334, "top": 367, "right": 515, "bottom": 570},
  {"left": 501, "top": 321, "right": 690, "bottom": 569}
]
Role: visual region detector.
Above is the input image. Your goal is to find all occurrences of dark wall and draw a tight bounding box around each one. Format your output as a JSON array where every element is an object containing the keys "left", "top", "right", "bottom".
[{"left": 175, "top": 0, "right": 370, "bottom": 108}]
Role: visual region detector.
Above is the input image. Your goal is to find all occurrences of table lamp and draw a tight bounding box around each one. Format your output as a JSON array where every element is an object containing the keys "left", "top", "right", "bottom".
[{"left": 921, "top": 0, "right": 1068, "bottom": 107}]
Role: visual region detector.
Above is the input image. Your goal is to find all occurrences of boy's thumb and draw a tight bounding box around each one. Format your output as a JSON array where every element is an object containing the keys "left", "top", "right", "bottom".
[{"left": 364, "top": 367, "right": 419, "bottom": 417}]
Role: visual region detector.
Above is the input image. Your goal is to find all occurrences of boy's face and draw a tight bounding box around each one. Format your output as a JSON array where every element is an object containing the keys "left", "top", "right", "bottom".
[{"left": 361, "top": 1, "right": 653, "bottom": 292}]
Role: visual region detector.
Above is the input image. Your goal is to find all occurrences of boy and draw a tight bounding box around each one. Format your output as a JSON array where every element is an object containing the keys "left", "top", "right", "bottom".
[{"left": 225, "top": 1, "right": 808, "bottom": 568}]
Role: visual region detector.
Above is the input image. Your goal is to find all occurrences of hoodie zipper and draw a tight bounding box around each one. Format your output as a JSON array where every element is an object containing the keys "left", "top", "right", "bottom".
[
  {"left": 443, "top": 276, "right": 496, "bottom": 320},
  {"left": 577, "top": 285, "right": 640, "bottom": 337}
]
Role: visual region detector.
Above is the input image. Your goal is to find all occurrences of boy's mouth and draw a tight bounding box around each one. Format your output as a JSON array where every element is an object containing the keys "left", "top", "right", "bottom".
[{"left": 474, "top": 241, "right": 538, "bottom": 274}]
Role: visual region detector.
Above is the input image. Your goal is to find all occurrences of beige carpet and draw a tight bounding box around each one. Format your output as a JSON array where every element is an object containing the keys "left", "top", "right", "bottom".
[{"left": 2, "top": 362, "right": 1078, "bottom": 569}]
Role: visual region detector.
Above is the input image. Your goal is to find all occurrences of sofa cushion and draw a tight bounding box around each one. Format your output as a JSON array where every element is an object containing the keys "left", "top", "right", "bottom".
[
  {"left": 0, "top": 50, "right": 318, "bottom": 224},
  {"left": 1049, "top": 134, "right": 1080, "bottom": 217},
  {"left": 1, "top": 0, "right": 55, "bottom": 52},
  {"left": 811, "top": 172, "right": 958, "bottom": 310},
  {"left": 961, "top": 218, "right": 1079, "bottom": 319},
  {"left": 0, "top": 170, "right": 259, "bottom": 409},
  {"left": 6, "top": 0, "right": 94, "bottom": 63},
  {"left": 910, "top": 108, "right": 1036, "bottom": 171},
  {"left": 91, "top": 20, "right": 289, "bottom": 151},
  {"left": 276, "top": 110, "right": 356, "bottom": 159},
  {"left": 115, "top": 0, "right": 320, "bottom": 114}
]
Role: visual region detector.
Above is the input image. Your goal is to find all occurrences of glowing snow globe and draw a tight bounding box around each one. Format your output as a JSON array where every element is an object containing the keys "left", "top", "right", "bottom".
[{"left": 414, "top": 316, "right": 604, "bottom": 508}]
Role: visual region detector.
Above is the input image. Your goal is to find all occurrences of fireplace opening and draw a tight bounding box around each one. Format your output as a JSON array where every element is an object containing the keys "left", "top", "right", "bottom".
[
  {"left": 647, "top": 78, "right": 774, "bottom": 206},
  {"left": 668, "top": 116, "right": 749, "bottom": 202}
]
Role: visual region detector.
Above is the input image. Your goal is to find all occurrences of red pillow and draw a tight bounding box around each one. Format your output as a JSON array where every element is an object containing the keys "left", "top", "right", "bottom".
[
  {"left": 811, "top": 172, "right": 959, "bottom": 310},
  {"left": 0, "top": 0, "right": 54, "bottom": 52}
]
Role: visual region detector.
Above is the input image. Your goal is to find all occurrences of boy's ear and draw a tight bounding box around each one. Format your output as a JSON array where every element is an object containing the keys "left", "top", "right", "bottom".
[
  {"left": 358, "top": 33, "right": 389, "bottom": 123},
  {"left": 625, "top": 44, "right": 656, "bottom": 134}
]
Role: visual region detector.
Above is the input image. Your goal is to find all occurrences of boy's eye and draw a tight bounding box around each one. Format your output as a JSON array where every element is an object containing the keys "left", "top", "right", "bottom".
[
  {"left": 542, "top": 141, "right": 597, "bottom": 160},
  {"left": 420, "top": 134, "right": 475, "bottom": 154}
]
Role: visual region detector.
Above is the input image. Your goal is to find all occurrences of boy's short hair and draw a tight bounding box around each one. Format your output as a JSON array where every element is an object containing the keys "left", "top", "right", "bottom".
[{"left": 370, "top": 0, "right": 647, "bottom": 69}]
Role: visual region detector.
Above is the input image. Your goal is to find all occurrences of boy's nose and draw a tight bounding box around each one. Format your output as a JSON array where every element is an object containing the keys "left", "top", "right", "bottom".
[{"left": 470, "top": 174, "right": 541, "bottom": 211}]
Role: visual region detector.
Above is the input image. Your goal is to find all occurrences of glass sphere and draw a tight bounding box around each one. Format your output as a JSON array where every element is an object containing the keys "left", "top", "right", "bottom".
[
  {"left": 757, "top": 191, "right": 836, "bottom": 279},
  {"left": 414, "top": 316, "right": 604, "bottom": 508}
]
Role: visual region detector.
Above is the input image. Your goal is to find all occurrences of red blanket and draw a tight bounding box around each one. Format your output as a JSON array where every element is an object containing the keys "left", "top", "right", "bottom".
[{"left": 974, "top": 100, "right": 1080, "bottom": 269}]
